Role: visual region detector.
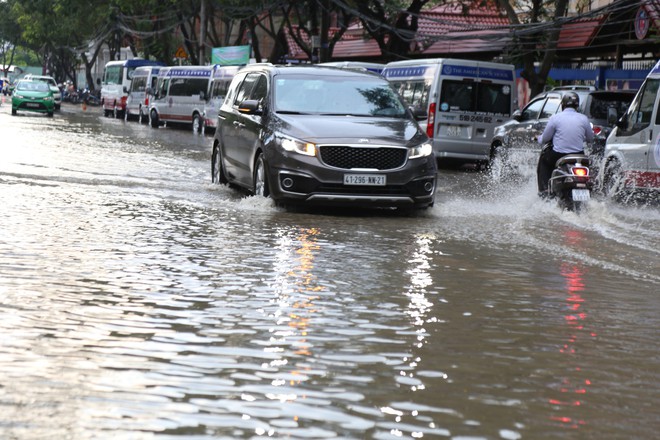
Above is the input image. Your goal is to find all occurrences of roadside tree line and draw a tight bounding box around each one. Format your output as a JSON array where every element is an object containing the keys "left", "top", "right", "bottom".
[{"left": 0, "top": 0, "right": 635, "bottom": 96}]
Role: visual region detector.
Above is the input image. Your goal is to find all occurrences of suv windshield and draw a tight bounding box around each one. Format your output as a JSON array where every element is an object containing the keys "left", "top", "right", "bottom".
[{"left": 274, "top": 75, "right": 406, "bottom": 117}]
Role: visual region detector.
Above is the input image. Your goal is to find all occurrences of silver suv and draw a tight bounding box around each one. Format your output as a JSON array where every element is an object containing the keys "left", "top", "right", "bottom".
[{"left": 211, "top": 64, "right": 437, "bottom": 210}]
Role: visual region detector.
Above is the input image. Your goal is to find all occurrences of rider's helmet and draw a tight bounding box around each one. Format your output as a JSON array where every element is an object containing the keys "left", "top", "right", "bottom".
[{"left": 561, "top": 92, "right": 580, "bottom": 110}]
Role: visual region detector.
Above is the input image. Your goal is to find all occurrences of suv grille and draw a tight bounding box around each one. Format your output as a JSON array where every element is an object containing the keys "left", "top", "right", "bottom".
[{"left": 319, "top": 145, "right": 407, "bottom": 170}]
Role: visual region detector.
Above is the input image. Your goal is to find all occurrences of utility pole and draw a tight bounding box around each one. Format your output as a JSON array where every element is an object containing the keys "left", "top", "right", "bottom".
[{"left": 199, "top": 0, "right": 207, "bottom": 64}]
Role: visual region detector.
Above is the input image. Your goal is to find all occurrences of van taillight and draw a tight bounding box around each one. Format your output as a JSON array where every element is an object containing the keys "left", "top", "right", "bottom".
[
  {"left": 145, "top": 96, "right": 149, "bottom": 106},
  {"left": 426, "top": 102, "right": 436, "bottom": 138}
]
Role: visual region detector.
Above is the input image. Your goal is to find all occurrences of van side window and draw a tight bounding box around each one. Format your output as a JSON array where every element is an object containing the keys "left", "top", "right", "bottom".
[
  {"left": 156, "top": 78, "right": 169, "bottom": 99},
  {"left": 477, "top": 83, "right": 511, "bottom": 115},
  {"left": 440, "top": 80, "right": 474, "bottom": 111},
  {"left": 625, "top": 78, "right": 660, "bottom": 133}
]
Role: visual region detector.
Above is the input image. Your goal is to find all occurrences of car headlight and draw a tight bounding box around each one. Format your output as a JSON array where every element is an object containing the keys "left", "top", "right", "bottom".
[
  {"left": 409, "top": 142, "right": 433, "bottom": 159},
  {"left": 277, "top": 133, "right": 316, "bottom": 157},
  {"left": 44, "top": 96, "right": 53, "bottom": 101},
  {"left": 14, "top": 94, "right": 24, "bottom": 99}
]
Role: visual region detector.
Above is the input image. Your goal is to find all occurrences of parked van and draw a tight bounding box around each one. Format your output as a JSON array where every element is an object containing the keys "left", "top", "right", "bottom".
[
  {"left": 601, "top": 59, "right": 660, "bottom": 197},
  {"left": 382, "top": 58, "right": 517, "bottom": 163},
  {"left": 203, "top": 65, "right": 242, "bottom": 130},
  {"left": 101, "top": 59, "right": 165, "bottom": 118},
  {"left": 125, "top": 65, "right": 161, "bottom": 123},
  {"left": 149, "top": 65, "right": 217, "bottom": 132}
]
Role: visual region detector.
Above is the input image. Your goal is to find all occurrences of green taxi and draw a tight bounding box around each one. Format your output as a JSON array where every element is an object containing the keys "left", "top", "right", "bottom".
[{"left": 12, "top": 79, "right": 55, "bottom": 117}]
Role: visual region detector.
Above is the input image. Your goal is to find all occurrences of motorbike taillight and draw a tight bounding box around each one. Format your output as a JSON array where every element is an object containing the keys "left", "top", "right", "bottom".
[{"left": 572, "top": 166, "right": 589, "bottom": 177}]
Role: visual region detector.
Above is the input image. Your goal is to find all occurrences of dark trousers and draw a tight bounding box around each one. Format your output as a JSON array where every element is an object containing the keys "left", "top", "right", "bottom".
[{"left": 537, "top": 148, "right": 583, "bottom": 194}]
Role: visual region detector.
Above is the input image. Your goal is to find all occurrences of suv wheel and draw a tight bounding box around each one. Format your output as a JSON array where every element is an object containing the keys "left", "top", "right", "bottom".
[
  {"left": 253, "top": 153, "right": 270, "bottom": 197},
  {"left": 211, "top": 144, "right": 228, "bottom": 184}
]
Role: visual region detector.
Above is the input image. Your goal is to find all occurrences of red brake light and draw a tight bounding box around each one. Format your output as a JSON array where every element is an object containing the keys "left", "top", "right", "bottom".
[
  {"left": 572, "top": 167, "right": 588, "bottom": 177},
  {"left": 592, "top": 126, "right": 602, "bottom": 136},
  {"left": 426, "top": 102, "right": 436, "bottom": 138}
]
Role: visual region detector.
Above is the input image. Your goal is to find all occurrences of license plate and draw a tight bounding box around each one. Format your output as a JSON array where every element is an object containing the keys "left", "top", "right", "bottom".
[
  {"left": 26, "top": 103, "right": 40, "bottom": 108},
  {"left": 572, "top": 189, "right": 591, "bottom": 201},
  {"left": 446, "top": 125, "right": 461, "bottom": 137},
  {"left": 343, "top": 174, "right": 386, "bottom": 186}
]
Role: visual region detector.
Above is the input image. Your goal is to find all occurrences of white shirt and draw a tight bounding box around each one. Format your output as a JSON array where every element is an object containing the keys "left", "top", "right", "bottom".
[{"left": 538, "top": 108, "right": 594, "bottom": 154}]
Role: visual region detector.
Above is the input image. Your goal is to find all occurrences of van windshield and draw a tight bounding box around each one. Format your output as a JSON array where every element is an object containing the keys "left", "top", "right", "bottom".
[
  {"left": 103, "top": 65, "right": 122, "bottom": 85},
  {"left": 275, "top": 75, "right": 407, "bottom": 117},
  {"left": 439, "top": 80, "right": 512, "bottom": 115}
]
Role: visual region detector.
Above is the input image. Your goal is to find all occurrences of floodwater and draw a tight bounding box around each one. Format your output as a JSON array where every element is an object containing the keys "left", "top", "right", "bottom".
[{"left": 1, "top": 103, "right": 658, "bottom": 439}]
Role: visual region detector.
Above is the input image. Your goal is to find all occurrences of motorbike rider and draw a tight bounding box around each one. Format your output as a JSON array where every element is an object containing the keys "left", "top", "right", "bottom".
[{"left": 537, "top": 92, "right": 594, "bottom": 197}]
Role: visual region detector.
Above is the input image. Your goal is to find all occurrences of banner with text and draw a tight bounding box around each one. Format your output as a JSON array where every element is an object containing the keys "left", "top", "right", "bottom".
[{"left": 211, "top": 46, "right": 250, "bottom": 66}]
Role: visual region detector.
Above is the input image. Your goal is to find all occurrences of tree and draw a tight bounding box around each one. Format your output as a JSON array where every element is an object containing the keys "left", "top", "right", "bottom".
[
  {"left": 496, "top": 0, "right": 570, "bottom": 97},
  {"left": 350, "top": 0, "right": 432, "bottom": 62},
  {"left": 0, "top": 0, "right": 22, "bottom": 76}
]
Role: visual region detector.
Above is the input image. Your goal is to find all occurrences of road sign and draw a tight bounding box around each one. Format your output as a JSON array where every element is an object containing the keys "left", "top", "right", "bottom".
[{"left": 175, "top": 46, "right": 188, "bottom": 59}]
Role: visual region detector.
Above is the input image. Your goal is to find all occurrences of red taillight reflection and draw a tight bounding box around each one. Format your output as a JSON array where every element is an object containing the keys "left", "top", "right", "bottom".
[
  {"left": 572, "top": 167, "right": 588, "bottom": 177},
  {"left": 426, "top": 102, "right": 436, "bottom": 138}
]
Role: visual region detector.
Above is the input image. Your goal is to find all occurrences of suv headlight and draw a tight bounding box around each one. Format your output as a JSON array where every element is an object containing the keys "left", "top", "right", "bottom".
[
  {"left": 277, "top": 133, "right": 316, "bottom": 157},
  {"left": 409, "top": 142, "right": 433, "bottom": 159}
]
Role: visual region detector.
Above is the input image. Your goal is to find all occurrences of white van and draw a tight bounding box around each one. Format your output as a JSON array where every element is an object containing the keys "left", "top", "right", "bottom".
[
  {"left": 125, "top": 65, "right": 161, "bottom": 123},
  {"left": 602, "top": 59, "right": 660, "bottom": 196},
  {"left": 382, "top": 58, "right": 517, "bottom": 163},
  {"left": 203, "top": 65, "right": 242, "bottom": 130},
  {"left": 101, "top": 59, "right": 165, "bottom": 119},
  {"left": 149, "top": 65, "right": 216, "bottom": 132}
]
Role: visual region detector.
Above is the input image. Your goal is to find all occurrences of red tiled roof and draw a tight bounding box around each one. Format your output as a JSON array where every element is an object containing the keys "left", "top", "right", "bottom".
[
  {"left": 423, "top": 30, "right": 511, "bottom": 55},
  {"left": 558, "top": 15, "right": 607, "bottom": 49},
  {"left": 285, "top": 0, "right": 510, "bottom": 60}
]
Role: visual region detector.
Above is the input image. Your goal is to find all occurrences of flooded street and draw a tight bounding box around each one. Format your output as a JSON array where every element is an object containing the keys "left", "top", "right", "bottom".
[{"left": 1, "top": 103, "right": 659, "bottom": 439}]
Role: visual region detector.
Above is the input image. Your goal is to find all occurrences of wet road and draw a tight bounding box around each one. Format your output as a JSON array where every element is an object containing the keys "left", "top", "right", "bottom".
[{"left": 1, "top": 103, "right": 659, "bottom": 439}]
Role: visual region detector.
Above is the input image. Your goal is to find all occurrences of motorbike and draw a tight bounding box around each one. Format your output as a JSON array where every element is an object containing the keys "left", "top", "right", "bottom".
[
  {"left": 81, "top": 87, "right": 101, "bottom": 106},
  {"left": 548, "top": 153, "right": 593, "bottom": 212}
]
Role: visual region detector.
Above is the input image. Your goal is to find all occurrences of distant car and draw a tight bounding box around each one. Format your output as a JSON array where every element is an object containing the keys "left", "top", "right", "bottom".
[
  {"left": 12, "top": 80, "right": 55, "bottom": 117},
  {"left": 24, "top": 74, "right": 62, "bottom": 110},
  {"left": 488, "top": 88, "right": 636, "bottom": 174},
  {"left": 583, "top": 90, "right": 637, "bottom": 157},
  {"left": 211, "top": 64, "right": 437, "bottom": 210}
]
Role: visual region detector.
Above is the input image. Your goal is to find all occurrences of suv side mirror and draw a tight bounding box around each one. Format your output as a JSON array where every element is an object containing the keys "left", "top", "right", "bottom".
[
  {"left": 511, "top": 109, "right": 522, "bottom": 121},
  {"left": 238, "top": 99, "right": 262, "bottom": 115},
  {"left": 607, "top": 107, "right": 618, "bottom": 126}
]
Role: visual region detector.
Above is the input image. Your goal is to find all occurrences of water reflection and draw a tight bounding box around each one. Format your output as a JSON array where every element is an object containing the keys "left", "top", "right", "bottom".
[{"left": 548, "top": 228, "right": 595, "bottom": 431}]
